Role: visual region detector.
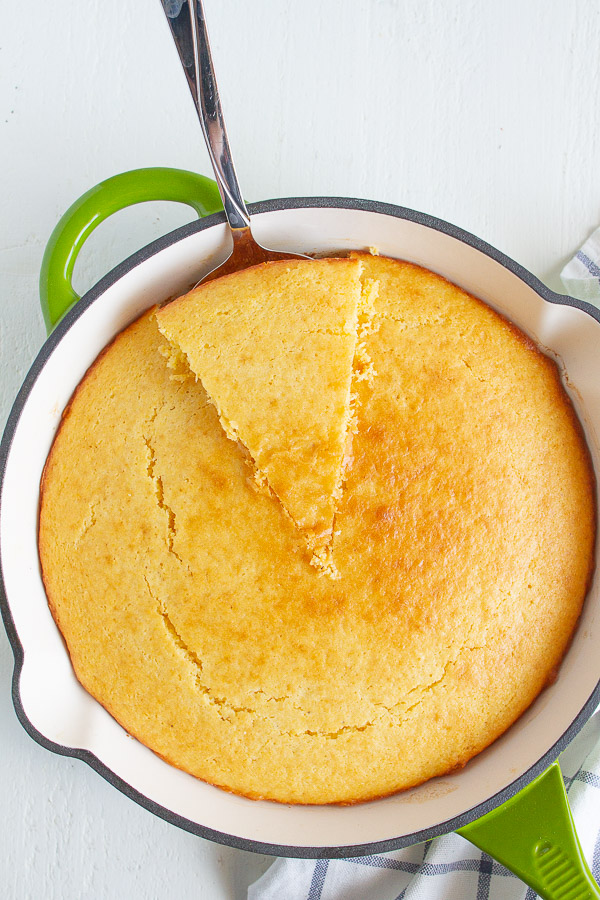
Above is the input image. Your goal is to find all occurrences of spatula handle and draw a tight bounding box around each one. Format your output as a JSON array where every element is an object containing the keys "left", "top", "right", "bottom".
[{"left": 160, "top": 0, "right": 251, "bottom": 232}]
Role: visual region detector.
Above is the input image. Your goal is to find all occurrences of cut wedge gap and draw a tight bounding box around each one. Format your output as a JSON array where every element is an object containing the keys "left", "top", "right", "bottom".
[{"left": 156, "top": 257, "right": 377, "bottom": 576}]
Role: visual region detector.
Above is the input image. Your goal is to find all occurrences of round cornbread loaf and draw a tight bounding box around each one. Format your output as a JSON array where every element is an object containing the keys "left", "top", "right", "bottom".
[{"left": 38, "top": 255, "right": 596, "bottom": 804}]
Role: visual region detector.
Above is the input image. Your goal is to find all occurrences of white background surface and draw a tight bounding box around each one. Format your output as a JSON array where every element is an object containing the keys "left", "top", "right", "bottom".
[{"left": 1, "top": 1, "right": 600, "bottom": 897}]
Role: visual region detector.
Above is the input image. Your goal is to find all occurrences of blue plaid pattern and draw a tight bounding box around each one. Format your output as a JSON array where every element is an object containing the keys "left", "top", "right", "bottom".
[{"left": 576, "top": 250, "right": 600, "bottom": 282}]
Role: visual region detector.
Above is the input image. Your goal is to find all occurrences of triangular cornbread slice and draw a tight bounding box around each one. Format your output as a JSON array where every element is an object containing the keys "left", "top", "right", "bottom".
[{"left": 156, "top": 257, "right": 368, "bottom": 574}]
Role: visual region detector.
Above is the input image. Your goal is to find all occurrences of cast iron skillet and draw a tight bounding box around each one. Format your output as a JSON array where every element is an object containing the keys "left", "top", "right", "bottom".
[{"left": 1, "top": 167, "right": 599, "bottom": 898}]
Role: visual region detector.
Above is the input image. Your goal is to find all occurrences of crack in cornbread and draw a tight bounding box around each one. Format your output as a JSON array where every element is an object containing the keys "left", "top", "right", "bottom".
[
  {"left": 155, "top": 257, "right": 377, "bottom": 577},
  {"left": 143, "top": 433, "right": 183, "bottom": 564},
  {"left": 146, "top": 554, "right": 485, "bottom": 741},
  {"left": 38, "top": 257, "right": 596, "bottom": 804},
  {"left": 72, "top": 501, "right": 97, "bottom": 547},
  {"left": 144, "top": 576, "right": 256, "bottom": 721}
]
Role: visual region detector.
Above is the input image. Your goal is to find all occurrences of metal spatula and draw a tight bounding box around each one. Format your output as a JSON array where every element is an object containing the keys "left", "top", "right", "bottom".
[{"left": 160, "top": 0, "right": 311, "bottom": 282}]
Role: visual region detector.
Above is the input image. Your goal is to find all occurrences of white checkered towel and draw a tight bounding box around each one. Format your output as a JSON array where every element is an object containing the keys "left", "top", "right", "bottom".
[
  {"left": 247, "top": 236, "right": 600, "bottom": 900},
  {"left": 561, "top": 226, "right": 600, "bottom": 304}
]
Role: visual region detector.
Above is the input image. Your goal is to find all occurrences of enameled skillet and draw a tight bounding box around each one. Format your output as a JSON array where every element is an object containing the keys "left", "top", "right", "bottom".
[{"left": 1, "top": 167, "right": 599, "bottom": 898}]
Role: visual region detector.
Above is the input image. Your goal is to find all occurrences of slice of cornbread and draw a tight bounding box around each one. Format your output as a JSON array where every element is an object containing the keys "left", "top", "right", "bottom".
[{"left": 156, "top": 257, "right": 371, "bottom": 573}]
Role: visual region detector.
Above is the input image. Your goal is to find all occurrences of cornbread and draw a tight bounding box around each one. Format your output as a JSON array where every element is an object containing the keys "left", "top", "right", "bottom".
[
  {"left": 39, "top": 254, "right": 596, "bottom": 804},
  {"left": 155, "top": 258, "right": 376, "bottom": 575}
]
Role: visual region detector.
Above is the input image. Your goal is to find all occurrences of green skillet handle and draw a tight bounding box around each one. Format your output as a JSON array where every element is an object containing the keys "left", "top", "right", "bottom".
[
  {"left": 458, "top": 762, "right": 600, "bottom": 899},
  {"left": 39, "top": 167, "right": 222, "bottom": 333}
]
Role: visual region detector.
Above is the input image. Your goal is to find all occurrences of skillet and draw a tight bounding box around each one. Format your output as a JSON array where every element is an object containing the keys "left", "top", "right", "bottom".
[{"left": 1, "top": 166, "right": 599, "bottom": 898}]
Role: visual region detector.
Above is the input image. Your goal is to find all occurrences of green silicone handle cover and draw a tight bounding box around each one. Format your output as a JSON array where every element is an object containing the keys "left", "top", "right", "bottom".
[
  {"left": 39, "top": 167, "right": 222, "bottom": 333},
  {"left": 458, "top": 762, "right": 600, "bottom": 899}
]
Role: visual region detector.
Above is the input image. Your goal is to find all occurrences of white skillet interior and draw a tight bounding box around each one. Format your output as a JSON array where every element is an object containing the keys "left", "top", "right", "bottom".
[{"left": 2, "top": 204, "right": 599, "bottom": 852}]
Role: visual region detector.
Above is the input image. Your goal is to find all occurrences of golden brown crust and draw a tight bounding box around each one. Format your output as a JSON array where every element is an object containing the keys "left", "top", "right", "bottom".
[
  {"left": 155, "top": 257, "right": 369, "bottom": 577},
  {"left": 38, "top": 257, "right": 596, "bottom": 804}
]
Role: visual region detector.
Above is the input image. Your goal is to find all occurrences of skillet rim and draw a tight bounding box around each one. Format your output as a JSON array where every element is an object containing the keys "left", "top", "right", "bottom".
[{"left": 1, "top": 195, "right": 599, "bottom": 857}]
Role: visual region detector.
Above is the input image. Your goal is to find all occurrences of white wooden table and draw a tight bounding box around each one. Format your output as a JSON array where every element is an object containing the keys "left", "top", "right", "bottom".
[{"left": 1, "top": 1, "right": 599, "bottom": 897}]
